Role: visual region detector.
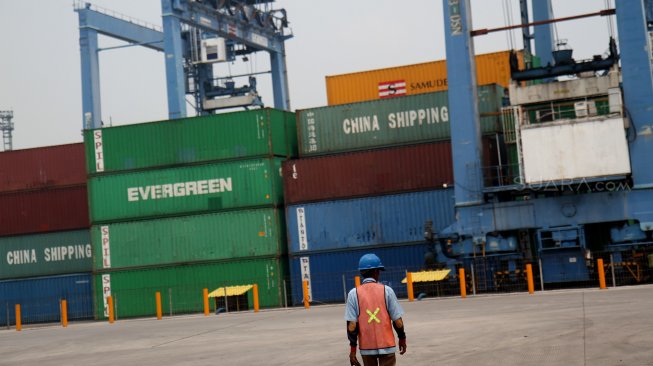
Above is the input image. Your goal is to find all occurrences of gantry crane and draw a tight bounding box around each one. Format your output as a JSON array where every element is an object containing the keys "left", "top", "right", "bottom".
[
  {"left": 425, "top": 0, "right": 653, "bottom": 285},
  {"left": 75, "top": 0, "right": 292, "bottom": 130}
]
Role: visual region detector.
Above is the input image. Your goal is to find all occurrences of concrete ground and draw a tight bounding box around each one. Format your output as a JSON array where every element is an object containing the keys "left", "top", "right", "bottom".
[{"left": 1, "top": 285, "right": 652, "bottom": 366}]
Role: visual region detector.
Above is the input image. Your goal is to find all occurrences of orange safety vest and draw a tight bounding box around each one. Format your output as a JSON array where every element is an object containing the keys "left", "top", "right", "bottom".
[{"left": 356, "top": 282, "right": 396, "bottom": 351}]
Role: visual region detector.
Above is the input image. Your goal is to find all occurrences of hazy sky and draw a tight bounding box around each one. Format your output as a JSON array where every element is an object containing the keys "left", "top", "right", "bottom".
[{"left": 0, "top": 0, "right": 614, "bottom": 149}]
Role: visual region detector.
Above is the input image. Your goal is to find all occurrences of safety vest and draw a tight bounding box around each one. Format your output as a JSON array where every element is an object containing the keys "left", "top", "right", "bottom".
[{"left": 356, "top": 282, "right": 396, "bottom": 350}]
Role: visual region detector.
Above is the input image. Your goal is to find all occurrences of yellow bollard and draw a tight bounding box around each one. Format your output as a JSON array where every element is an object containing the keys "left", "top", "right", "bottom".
[
  {"left": 15, "top": 304, "right": 21, "bottom": 331},
  {"left": 156, "top": 292, "right": 162, "bottom": 320},
  {"left": 61, "top": 300, "right": 68, "bottom": 328},
  {"left": 597, "top": 258, "right": 607, "bottom": 290},
  {"left": 354, "top": 276, "right": 361, "bottom": 288},
  {"left": 107, "top": 296, "right": 114, "bottom": 324},
  {"left": 526, "top": 264, "right": 535, "bottom": 294},
  {"left": 302, "top": 280, "right": 310, "bottom": 309},
  {"left": 459, "top": 268, "right": 467, "bottom": 299},
  {"left": 253, "top": 284, "right": 260, "bottom": 313},
  {"left": 406, "top": 272, "right": 414, "bottom": 302},
  {"left": 203, "top": 288, "right": 210, "bottom": 316}
]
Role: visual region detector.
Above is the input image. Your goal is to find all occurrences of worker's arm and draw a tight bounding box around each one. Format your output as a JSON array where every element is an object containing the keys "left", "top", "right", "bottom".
[
  {"left": 347, "top": 321, "right": 361, "bottom": 366},
  {"left": 393, "top": 318, "right": 407, "bottom": 354}
]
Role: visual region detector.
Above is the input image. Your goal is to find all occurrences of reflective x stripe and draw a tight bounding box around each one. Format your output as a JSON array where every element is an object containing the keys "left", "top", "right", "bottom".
[{"left": 366, "top": 307, "right": 381, "bottom": 324}]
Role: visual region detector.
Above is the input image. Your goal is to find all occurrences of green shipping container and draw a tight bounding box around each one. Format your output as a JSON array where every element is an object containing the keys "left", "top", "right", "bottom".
[
  {"left": 298, "top": 84, "right": 504, "bottom": 156},
  {"left": 94, "top": 257, "right": 286, "bottom": 319},
  {"left": 0, "top": 230, "right": 91, "bottom": 279},
  {"left": 84, "top": 109, "right": 297, "bottom": 174},
  {"left": 92, "top": 208, "right": 286, "bottom": 271},
  {"left": 88, "top": 158, "right": 284, "bottom": 223}
]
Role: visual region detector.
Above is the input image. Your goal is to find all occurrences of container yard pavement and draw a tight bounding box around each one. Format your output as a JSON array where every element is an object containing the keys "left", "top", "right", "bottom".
[{"left": 2, "top": 285, "right": 652, "bottom": 366}]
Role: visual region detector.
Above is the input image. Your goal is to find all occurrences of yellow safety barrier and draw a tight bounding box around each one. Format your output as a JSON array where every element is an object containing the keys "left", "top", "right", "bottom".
[
  {"left": 156, "top": 292, "right": 162, "bottom": 320},
  {"left": 459, "top": 268, "right": 467, "bottom": 299},
  {"left": 61, "top": 300, "right": 68, "bottom": 328},
  {"left": 598, "top": 258, "right": 607, "bottom": 289},
  {"left": 406, "top": 272, "right": 414, "bottom": 302},
  {"left": 302, "top": 280, "right": 310, "bottom": 309},
  {"left": 107, "top": 296, "right": 115, "bottom": 324},
  {"left": 253, "top": 284, "right": 260, "bottom": 313},
  {"left": 15, "top": 304, "right": 21, "bottom": 331},
  {"left": 526, "top": 264, "right": 535, "bottom": 294},
  {"left": 203, "top": 288, "right": 210, "bottom": 316}
]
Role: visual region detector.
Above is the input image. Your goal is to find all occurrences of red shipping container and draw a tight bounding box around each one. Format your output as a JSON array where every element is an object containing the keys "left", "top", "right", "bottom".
[
  {"left": 283, "top": 139, "right": 499, "bottom": 204},
  {"left": 0, "top": 185, "right": 89, "bottom": 236},
  {"left": 0, "top": 143, "right": 86, "bottom": 193},
  {"left": 283, "top": 142, "right": 450, "bottom": 205}
]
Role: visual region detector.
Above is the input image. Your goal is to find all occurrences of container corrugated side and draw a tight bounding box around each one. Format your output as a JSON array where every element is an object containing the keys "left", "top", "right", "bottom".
[
  {"left": 0, "top": 230, "right": 91, "bottom": 280},
  {"left": 94, "top": 257, "right": 287, "bottom": 319},
  {"left": 298, "top": 85, "right": 503, "bottom": 156},
  {"left": 84, "top": 109, "right": 297, "bottom": 175},
  {"left": 283, "top": 142, "right": 453, "bottom": 204},
  {"left": 88, "top": 158, "right": 284, "bottom": 223},
  {"left": 0, "top": 186, "right": 89, "bottom": 236},
  {"left": 0, "top": 143, "right": 86, "bottom": 193},
  {"left": 289, "top": 244, "right": 430, "bottom": 305},
  {"left": 326, "top": 50, "right": 522, "bottom": 105},
  {"left": 0, "top": 273, "right": 93, "bottom": 325},
  {"left": 286, "top": 189, "right": 454, "bottom": 254},
  {"left": 93, "top": 208, "right": 286, "bottom": 271}
]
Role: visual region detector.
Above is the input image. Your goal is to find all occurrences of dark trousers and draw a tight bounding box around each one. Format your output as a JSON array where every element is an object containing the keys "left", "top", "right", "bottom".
[{"left": 361, "top": 353, "right": 396, "bottom": 366}]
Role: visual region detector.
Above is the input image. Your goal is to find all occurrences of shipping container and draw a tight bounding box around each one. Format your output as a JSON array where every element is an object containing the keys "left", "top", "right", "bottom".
[
  {"left": 0, "top": 230, "right": 91, "bottom": 280},
  {"left": 94, "top": 257, "right": 286, "bottom": 319},
  {"left": 326, "top": 50, "right": 524, "bottom": 105},
  {"left": 0, "top": 143, "right": 86, "bottom": 193},
  {"left": 84, "top": 109, "right": 297, "bottom": 175},
  {"left": 88, "top": 158, "right": 284, "bottom": 223},
  {"left": 298, "top": 85, "right": 504, "bottom": 156},
  {"left": 0, "top": 186, "right": 89, "bottom": 237},
  {"left": 289, "top": 244, "right": 431, "bottom": 305},
  {"left": 283, "top": 143, "right": 451, "bottom": 204},
  {"left": 92, "top": 208, "right": 286, "bottom": 271},
  {"left": 286, "top": 189, "right": 454, "bottom": 254},
  {"left": 0, "top": 273, "right": 93, "bottom": 325}
]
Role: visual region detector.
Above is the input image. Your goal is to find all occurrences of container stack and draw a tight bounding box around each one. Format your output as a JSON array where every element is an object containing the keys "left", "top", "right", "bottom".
[
  {"left": 0, "top": 144, "right": 92, "bottom": 325},
  {"left": 85, "top": 109, "right": 296, "bottom": 319},
  {"left": 284, "top": 81, "right": 508, "bottom": 304}
]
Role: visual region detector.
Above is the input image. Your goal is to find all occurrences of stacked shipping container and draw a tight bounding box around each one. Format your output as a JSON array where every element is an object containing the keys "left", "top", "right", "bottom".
[
  {"left": 86, "top": 109, "right": 296, "bottom": 319},
  {"left": 285, "top": 63, "right": 510, "bottom": 303},
  {"left": 0, "top": 144, "right": 92, "bottom": 325}
]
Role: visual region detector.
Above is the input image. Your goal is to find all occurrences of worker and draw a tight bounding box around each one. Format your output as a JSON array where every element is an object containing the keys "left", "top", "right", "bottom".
[{"left": 345, "top": 253, "right": 407, "bottom": 366}]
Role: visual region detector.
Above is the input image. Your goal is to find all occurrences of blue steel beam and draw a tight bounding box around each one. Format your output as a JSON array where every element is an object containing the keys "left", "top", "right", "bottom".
[
  {"left": 617, "top": 0, "right": 653, "bottom": 188},
  {"left": 77, "top": 7, "right": 164, "bottom": 51},
  {"left": 171, "top": 1, "right": 287, "bottom": 53},
  {"left": 532, "top": 0, "right": 554, "bottom": 67},
  {"left": 76, "top": 5, "right": 164, "bottom": 129},
  {"left": 442, "top": 0, "right": 484, "bottom": 210},
  {"left": 270, "top": 43, "right": 290, "bottom": 110},
  {"left": 161, "top": 0, "right": 187, "bottom": 119},
  {"left": 78, "top": 25, "right": 102, "bottom": 130}
]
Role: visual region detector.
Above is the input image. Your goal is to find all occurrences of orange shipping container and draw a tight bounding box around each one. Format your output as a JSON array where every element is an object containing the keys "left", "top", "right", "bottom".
[{"left": 326, "top": 50, "right": 524, "bottom": 106}]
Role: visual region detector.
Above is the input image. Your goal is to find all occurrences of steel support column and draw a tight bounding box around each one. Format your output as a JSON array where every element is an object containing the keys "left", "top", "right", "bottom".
[
  {"left": 617, "top": 0, "right": 653, "bottom": 188},
  {"left": 78, "top": 25, "right": 102, "bottom": 130},
  {"left": 532, "top": 0, "right": 554, "bottom": 67},
  {"left": 270, "top": 46, "right": 291, "bottom": 111},
  {"left": 162, "top": 0, "right": 187, "bottom": 119},
  {"left": 443, "top": 0, "right": 484, "bottom": 208}
]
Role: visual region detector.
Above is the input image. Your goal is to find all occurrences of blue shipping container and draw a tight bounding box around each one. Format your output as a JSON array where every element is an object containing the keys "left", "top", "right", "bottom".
[
  {"left": 289, "top": 243, "right": 432, "bottom": 305},
  {"left": 0, "top": 273, "right": 93, "bottom": 325},
  {"left": 286, "top": 189, "right": 454, "bottom": 254}
]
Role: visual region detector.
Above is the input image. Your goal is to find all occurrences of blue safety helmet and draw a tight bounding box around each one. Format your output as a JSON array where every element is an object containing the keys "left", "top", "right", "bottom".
[{"left": 358, "top": 253, "right": 385, "bottom": 271}]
